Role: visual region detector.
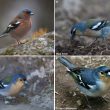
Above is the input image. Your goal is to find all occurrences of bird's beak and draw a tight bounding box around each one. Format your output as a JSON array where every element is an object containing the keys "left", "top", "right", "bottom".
[
  {"left": 24, "top": 81, "right": 28, "bottom": 85},
  {"left": 30, "top": 12, "right": 34, "bottom": 15},
  {"left": 107, "top": 72, "right": 110, "bottom": 76},
  {"left": 24, "top": 81, "right": 30, "bottom": 88}
]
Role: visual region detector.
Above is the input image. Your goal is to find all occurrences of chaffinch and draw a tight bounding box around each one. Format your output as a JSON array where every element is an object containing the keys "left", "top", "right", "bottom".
[
  {"left": 58, "top": 57, "right": 110, "bottom": 97},
  {"left": 0, "top": 73, "right": 27, "bottom": 97},
  {"left": 85, "top": 26, "right": 110, "bottom": 49},
  {"left": 70, "top": 18, "right": 110, "bottom": 40},
  {"left": 0, "top": 9, "right": 34, "bottom": 45},
  {"left": 70, "top": 19, "right": 110, "bottom": 49}
]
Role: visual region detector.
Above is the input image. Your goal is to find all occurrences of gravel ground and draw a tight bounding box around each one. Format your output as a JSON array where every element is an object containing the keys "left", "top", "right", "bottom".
[{"left": 0, "top": 32, "right": 54, "bottom": 55}]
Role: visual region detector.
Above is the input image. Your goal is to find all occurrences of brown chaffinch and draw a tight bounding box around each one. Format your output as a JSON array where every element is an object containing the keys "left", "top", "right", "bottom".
[{"left": 0, "top": 9, "right": 34, "bottom": 44}]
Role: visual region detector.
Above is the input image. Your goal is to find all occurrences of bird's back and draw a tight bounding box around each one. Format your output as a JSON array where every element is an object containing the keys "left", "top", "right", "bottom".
[{"left": 71, "top": 21, "right": 87, "bottom": 33}]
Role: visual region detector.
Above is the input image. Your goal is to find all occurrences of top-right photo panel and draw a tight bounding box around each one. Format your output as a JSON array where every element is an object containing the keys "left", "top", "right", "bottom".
[{"left": 55, "top": 0, "right": 110, "bottom": 55}]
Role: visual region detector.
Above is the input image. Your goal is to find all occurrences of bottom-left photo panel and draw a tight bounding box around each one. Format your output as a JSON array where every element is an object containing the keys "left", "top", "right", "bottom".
[{"left": 0, "top": 56, "right": 54, "bottom": 110}]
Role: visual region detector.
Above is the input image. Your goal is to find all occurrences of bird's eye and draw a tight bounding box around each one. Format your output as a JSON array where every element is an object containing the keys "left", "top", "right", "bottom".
[
  {"left": 19, "top": 79, "right": 23, "bottom": 81},
  {"left": 107, "top": 72, "right": 110, "bottom": 76},
  {"left": 100, "top": 72, "right": 105, "bottom": 76}
]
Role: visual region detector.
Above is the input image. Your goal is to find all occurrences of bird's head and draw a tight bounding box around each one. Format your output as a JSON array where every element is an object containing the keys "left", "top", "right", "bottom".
[
  {"left": 11, "top": 73, "right": 27, "bottom": 86},
  {"left": 99, "top": 68, "right": 110, "bottom": 78},
  {"left": 22, "top": 9, "right": 34, "bottom": 16},
  {"left": 18, "top": 9, "right": 34, "bottom": 19},
  {"left": 70, "top": 22, "right": 87, "bottom": 40},
  {"left": 97, "top": 66, "right": 110, "bottom": 87}
]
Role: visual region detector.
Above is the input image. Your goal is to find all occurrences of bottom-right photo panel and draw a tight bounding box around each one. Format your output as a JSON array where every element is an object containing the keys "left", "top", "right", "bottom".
[{"left": 55, "top": 56, "right": 110, "bottom": 110}]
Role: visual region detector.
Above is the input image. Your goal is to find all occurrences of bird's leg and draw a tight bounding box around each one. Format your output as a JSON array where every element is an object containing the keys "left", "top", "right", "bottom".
[
  {"left": 86, "top": 37, "right": 98, "bottom": 48},
  {"left": 16, "top": 39, "right": 28, "bottom": 45},
  {"left": 102, "top": 94, "right": 110, "bottom": 102},
  {"left": 84, "top": 95, "right": 92, "bottom": 109},
  {"left": 103, "top": 38, "right": 109, "bottom": 51},
  {"left": 16, "top": 40, "right": 22, "bottom": 45},
  {"left": 12, "top": 39, "right": 26, "bottom": 47}
]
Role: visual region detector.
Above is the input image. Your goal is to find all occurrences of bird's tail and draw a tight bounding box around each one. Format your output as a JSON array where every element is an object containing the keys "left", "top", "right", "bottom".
[
  {"left": 58, "top": 57, "right": 78, "bottom": 80},
  {"left": 0, "top": 32, "right": 8, "bottom": 38},
  {"left": 58, "top": 57, "right": 75, "bottom": 71},
  {"left": 0, "top": 81, "right": 5, "bottom": 89}
]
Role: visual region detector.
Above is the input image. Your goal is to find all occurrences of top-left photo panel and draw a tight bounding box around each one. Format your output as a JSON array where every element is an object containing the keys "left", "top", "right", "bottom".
[{"left": 0, "top": 0, "right": 54, "bottom": 55}]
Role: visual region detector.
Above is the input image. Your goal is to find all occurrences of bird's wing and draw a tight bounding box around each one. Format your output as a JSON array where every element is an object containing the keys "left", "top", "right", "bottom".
[
  {"left": 58, "top": 57, "right": 96, "bottom": 90},
  {"left": 70, "top": 68, "right": 96, "bottom": 90},
  {"left": 88, "top": 19, "right": 107, "bottom": 31},
  {"left": 0, "top": 76, "right": 12, "bottom": 90},
  {"left": 58, "top": 57, "right": 76, "bottom": 70},
  {"left": 0, "top": 81, "right": 5, "bottom": 89},
  {"left": 0, "top": 75, "right": 13, "bottom": 89},
  {"left": 3, "top": 20, "right": 21, "bottom": 34},
  {"left": 1, "top": 75, "right": 13, "bottom": 85}
]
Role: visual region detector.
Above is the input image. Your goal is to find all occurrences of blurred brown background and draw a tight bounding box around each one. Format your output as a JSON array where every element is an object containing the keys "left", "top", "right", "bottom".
[{"left": 0, "top": 0, "right": 54, "bottom": 48}]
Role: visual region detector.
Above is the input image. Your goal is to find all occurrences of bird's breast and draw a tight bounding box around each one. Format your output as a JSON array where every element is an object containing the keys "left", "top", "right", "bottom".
[
  {"left": 9, "top": 82, "right": 24, "bottom": 96},
  {"left": 96, "top": 79, "right": 110, "bottom": 96},
  {"left": 10, "top": 19, "right": 32, "bottom": 39}
]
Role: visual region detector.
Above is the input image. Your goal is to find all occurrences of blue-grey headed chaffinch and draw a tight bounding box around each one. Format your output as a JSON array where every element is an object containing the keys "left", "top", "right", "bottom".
[
  {"left": 58, "top": 56, "right": 110, "bottom": 97},
  {"left": 0, "top": 9, "right": 34, "bottom": 45},
  {"left": 0, "top": 73, "right": 27, "bottom": 97},
  {"left": 70, "top": 18, "right": 110, "bottom": 49},
  {"left": 70, "top": 18, "right": 110, "bottom": 39}
]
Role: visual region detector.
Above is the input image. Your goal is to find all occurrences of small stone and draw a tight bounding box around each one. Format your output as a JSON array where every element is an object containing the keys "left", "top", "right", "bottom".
[
  {"left": 77, "top": 100, "right": 81, "bottom": 106},
  {"left": 5, "top": 100, "right": 10, "bottom": 104},
  {"left": 73, "top": 92, "right": 76, "bottom": 96}
]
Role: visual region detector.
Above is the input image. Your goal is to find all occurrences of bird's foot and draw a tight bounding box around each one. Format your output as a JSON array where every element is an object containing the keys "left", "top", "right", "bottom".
[
  {"left": 18, "top": 39, "right": 28, "bottom": 45},
  {"left": 11, "top": 42, "right": 21, "bottom": 47},
  {"left": 84, "top": 95, "right": 92, "bottom": 109},
  {"left": 102, "top": 96, "right": 110, "bottom": 103},
  {"left": 11, "top": 39, "right": 28, "bottom": 47},
  {"left": 16, "top": 39, "right": 28, "bottom": 45}
]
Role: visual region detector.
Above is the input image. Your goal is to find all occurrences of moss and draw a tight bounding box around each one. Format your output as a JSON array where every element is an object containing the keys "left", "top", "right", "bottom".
[
  {"left": 0, "top": 32, "right": 54, "bottom": 55},
  {"left": 47, "top": 35, "right": 54, "bottom": 40},
  {"left": 37, "top": 50, "right": 46, "bottom": 55},
  {"left": 2, "top": 48, "right": 14, "bottom": 55}
]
